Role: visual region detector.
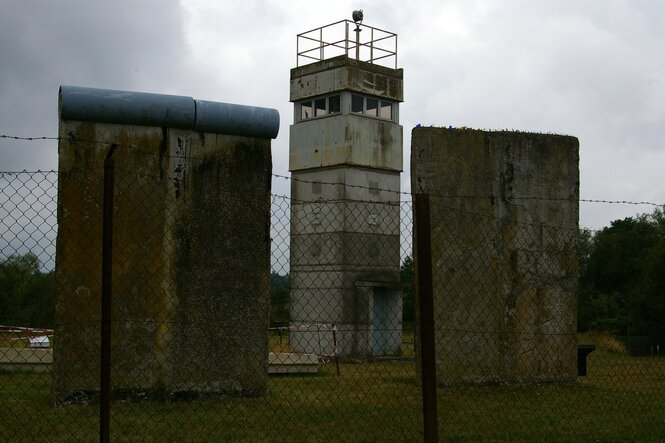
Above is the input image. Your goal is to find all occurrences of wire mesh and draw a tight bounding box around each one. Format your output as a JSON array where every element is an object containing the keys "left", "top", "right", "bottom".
[{"left": 0, "top": 167, "right": 664, "bottom": 441}]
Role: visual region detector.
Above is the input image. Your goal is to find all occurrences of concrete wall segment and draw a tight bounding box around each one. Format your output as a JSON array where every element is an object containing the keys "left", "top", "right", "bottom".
[
  {"left": 168, "top": 129, "right": 272, "bottom": 395},
  {"left": 290, "top": 168, "right": 401, "bottom": 204},
  {"left": 54, "top": 119, "right": 272, "bottom": 401},
  {"left": 411, "top": 127, "right": 579, "bottom": 385},
  {"left": 290, "top": 56, "right": 403, "bottom": 102},
  {"left": 289, "top": 116, "right": 402, "bottom": 171}
]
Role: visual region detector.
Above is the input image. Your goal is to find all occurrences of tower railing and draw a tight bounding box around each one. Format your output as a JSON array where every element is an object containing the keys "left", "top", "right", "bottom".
[{"left": 296, "top": 20, "right": 397, "bottom": 69}]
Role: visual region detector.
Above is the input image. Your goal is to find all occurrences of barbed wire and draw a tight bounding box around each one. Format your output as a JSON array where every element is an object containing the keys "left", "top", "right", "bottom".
[
  {"left": 578, "top": 198, "right": 663, "bottom": 207},
  {"left": 275, "top": 173, "right": 664, "bottom": 208},
  {"left": 0, "top": 135, "right": 59, "bottom": 141},
  {"left": 0, "top": 176, "right": 656, "bottom": 235},
  {"left": 4, "top": 168, "right": 661, "bottom": 210},
  {"left": 2, "top": 133, "right": 664, "bottom": 217},
  {"left": 1, "top": 133, "right": 207, "bottom": 163}
]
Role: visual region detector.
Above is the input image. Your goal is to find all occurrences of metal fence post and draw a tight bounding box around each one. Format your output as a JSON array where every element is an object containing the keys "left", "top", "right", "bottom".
[
  {"left": 415, "top": 193, "right": 439, "bottom": 442},
  {"left": 100, "top": 144, "right": 117, "bottom": 443}
]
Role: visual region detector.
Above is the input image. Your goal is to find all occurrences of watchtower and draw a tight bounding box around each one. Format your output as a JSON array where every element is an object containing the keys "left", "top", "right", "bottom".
[{"left": 289, "top": 15, "right": 404, "bottom": 357}]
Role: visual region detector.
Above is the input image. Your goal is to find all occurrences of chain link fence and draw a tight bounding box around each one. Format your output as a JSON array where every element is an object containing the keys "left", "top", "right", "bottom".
[{"left": 1, "top": 169, "right": 664, "bottom": 441}]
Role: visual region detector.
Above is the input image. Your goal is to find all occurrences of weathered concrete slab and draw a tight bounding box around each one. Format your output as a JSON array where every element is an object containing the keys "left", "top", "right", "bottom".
[
  {"left": 412, "top": 127, "right": 579, "bottom": 385},
  {"left": 268, "top": 352, "right": 318, "bottom": 374},
  {"left": 55, "top": 115, "right": 273, "bottom": 401},
  {"left": 290, "top": 115, "right": 403, "bottom": 171},
  {"left": 290, "top": 55, "right": 403, "bottom": 102},
  {"left": 0, "top": 348, "right": 53, "bottom": 372}
]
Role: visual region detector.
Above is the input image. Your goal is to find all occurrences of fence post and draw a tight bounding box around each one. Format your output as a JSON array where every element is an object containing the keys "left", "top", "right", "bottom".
[
  {"left": 415, "top": 193, "right": 439, "bottom": 443},
  {"left": 100, "top": 144, "right": 117, "bottom": 443}
]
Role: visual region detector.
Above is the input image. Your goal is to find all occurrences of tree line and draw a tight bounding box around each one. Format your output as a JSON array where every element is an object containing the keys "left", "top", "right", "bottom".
[
  {"left": 578, "top": 207, "right": 664, "bottom": 347},
  {"left": 0, "top": 253, "right": 55, "bottom": 327}
]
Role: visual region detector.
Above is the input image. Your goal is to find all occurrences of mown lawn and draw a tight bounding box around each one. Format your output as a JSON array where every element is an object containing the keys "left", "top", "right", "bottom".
[{"left": 1, "top": 345, "right": 664, "bottom": 442}]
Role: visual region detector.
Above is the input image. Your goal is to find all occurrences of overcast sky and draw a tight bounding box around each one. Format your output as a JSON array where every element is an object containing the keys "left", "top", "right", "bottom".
[{"left": 1, "top": 0, "right": 663, "bottom": 229}]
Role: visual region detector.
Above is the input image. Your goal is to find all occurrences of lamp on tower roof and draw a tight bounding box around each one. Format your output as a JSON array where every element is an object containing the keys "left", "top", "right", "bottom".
[
  {"left": 352, "top": 9, "right": 364, "bottom": 25},
  {"left": 352, "top": 10, "right": 363, "bottom": 60}
]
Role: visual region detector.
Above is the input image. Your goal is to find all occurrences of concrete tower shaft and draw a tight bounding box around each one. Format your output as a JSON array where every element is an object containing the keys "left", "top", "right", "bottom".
[{"left": 289, "top": 20, "right": 404, "bottom": 357}]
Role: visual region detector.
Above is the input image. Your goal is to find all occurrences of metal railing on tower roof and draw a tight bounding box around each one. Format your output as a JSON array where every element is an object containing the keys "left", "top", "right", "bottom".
[{"left": 296, "top": 19, "right": 398, "bottom": 69}]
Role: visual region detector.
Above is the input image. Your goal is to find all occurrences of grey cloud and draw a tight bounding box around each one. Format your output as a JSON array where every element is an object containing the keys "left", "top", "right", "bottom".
[
  {"left": 0, "top": 0, "right": 186, "bottom": 170},
  {"left": 0, "top": 0, "right": 663, "bottom": 229}
]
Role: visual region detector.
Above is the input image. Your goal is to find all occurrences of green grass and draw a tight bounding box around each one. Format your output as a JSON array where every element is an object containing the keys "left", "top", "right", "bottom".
[{"left": 1, "top": 346, "right": 664, "bottom": 441}]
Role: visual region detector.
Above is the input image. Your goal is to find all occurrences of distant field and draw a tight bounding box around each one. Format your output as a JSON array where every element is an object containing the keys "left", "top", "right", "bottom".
[{"left": 1, "top": 337, "right": 664, "bottom": 442}]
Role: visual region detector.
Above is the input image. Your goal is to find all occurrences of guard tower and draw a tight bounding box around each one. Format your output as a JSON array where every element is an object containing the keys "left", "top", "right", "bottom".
[{"left": 289, "top": 14, "right": 404, "bottom": 357}]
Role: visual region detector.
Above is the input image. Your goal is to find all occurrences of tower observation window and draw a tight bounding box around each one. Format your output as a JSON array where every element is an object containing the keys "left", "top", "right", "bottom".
[
  {"left": 329, "top": 95, "right": 340, "bottom": 113},
  {"left": 315, "top": 98, "right": 327, "bottom": 116},
  {"left": 299, "top": 93, "right": 396, "bottom": 122},
  {"left": 351, "top": 94, "right": 395, "bottom": 121},
  {"left": 299, "top": 94, "right": 341, "bottom": 121},
  {"left": 352, "top": 95, "right": 364, "bottom": 114},
  {"left": 301, "top": 102, "right": 313, "bottom": 120},
  {"left": 366, "top": 98, "right": 378, "bottom": 117},
  {"left": 380, "top": 101, "right": 392, "bottom": 120}
]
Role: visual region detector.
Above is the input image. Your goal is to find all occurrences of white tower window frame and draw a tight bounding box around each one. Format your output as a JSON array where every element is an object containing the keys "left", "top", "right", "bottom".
[
  {"left": 297, "top": 92, "right": 397, "bottom": 123},
  {"left": 349, "top": 93, "right": 396, "bottom": 122},
  {"left": 298, "top": 94, "right": 342, "bottom": 121}
]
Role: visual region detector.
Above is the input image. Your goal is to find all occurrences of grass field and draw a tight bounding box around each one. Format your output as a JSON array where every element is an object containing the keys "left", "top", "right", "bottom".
[{"left": 1, "top": 339, "right": 665, "bottom": 442}]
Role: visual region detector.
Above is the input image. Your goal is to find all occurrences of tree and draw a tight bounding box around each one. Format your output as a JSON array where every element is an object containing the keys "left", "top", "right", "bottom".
[
  {"left": 578, "top": 208, "right": 665, "bottom": 347},
  {"left": 269, "top": 272, "right": 290, "bottom": 325},
  {"left": 631, "top": 220, "right": 665, "bottom": 346},
  {"left": 0, "top": 253, "right": 55, "bottom": 327}
]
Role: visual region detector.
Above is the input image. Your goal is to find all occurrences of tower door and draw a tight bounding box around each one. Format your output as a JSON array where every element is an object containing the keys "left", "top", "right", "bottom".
[{"left": 371, "top": 287, "right": 401, "bottom": 356}]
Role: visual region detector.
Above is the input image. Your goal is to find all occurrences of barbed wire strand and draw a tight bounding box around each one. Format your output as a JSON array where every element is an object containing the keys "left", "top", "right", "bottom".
[
  {"left": 3, "top": 134, "right": 664, "bottom": 207},
  {"left": 3, "top": 133, "right": 664, "bottom": 207},
  {"left": 3, "top": 168, "right": 663, "bottom": 209},
  {"left": 2, "top": 135, "right": 663, "bottom": 233}
]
